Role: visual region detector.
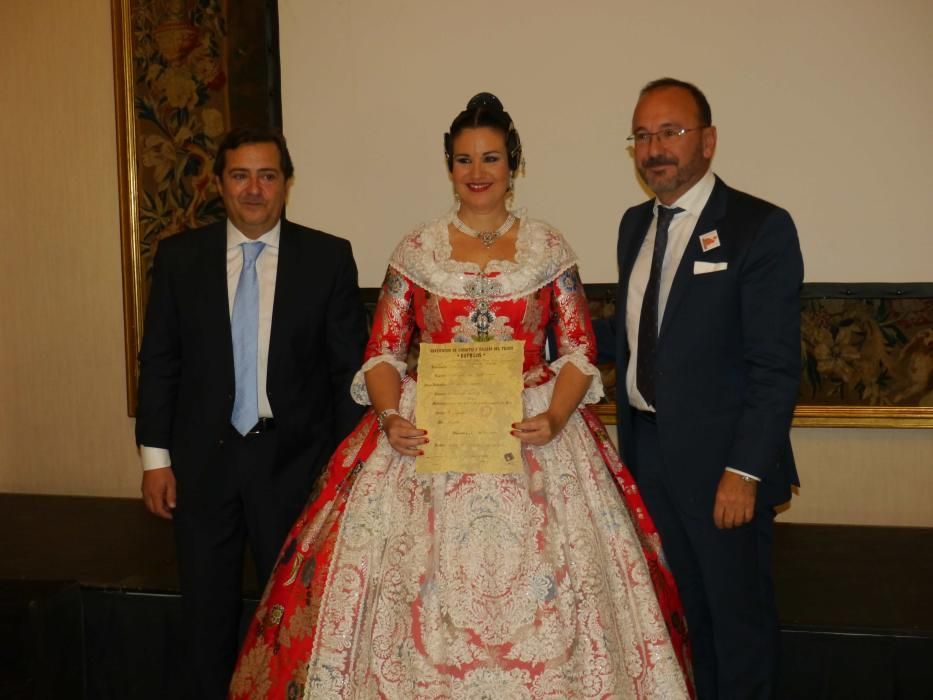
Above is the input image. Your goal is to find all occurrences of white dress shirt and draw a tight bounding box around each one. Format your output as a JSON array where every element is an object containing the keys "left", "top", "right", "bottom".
[
  {"left": 625, "top": 169, "right": 716, "bottom": 411},
  {"left": 141, "top": 220, "right": 281, "bottom": 470},
  {"left": 624, "top": 171, "right": 758, "bottom": 481}
]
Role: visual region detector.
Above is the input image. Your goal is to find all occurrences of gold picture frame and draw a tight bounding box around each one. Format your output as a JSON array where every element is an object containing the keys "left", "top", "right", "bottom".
[
  {"left": 793, "top": 283, "right": 933, "bottom": 427},
  {"left": 111, "top": 0, "right": 142, "bottom": 416},
  {"left": 111, "top": 0, "right": 281, "bottom": 415}
]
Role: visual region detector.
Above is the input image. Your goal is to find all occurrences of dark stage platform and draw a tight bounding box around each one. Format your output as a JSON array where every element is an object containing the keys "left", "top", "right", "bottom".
[{"left": 2, "top": 494, "right": 931, "bottom": 699}]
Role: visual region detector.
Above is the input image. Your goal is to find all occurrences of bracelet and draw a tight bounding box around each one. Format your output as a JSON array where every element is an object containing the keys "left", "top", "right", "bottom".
[{"left": 377, "top": 408, "right": 400, "bottom": 432}]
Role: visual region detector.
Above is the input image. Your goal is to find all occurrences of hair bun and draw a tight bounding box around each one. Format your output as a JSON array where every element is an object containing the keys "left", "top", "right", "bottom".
[
  {"left": 466, "top": 92, "right": 504, "bottom": 112},
  {"left": 444, "top": 92, "right": 521, "bottom": 173}
]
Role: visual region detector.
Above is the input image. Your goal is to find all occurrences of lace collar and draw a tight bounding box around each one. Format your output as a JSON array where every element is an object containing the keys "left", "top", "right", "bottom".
[{"left": 388, "top": 207, "right": 578, "bottom": 300}]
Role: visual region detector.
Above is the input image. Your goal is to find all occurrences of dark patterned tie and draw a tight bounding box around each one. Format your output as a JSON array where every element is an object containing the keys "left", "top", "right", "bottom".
[{"left": 636, "top": 206, "right": 683, "bottom": 408}]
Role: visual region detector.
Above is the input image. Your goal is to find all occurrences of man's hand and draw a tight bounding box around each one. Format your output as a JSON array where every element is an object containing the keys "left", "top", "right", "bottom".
[
  {"left": 713, "top": 470, "right": 757, "bottom": 529},
  {"left": 142, "top": 466, "right": 176, "bottom": 520}
]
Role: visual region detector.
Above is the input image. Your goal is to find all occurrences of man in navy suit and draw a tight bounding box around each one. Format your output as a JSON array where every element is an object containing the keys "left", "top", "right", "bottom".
[
  {"left": 136, "top": 127, "right": 367, "bottom": 698},
  {"left": 614, "top": 78, "right": 803, "bottom": 699}
]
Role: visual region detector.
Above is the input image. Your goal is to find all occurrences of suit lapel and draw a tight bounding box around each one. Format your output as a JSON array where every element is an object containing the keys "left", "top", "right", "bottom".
[
  {"left": 268, "top": 219, "right": 297, "bottom": 377},
  {"left": 619, "top": 202, "right": 655, "bottom": 287},
  {"left": 203, "top": 222, "right": 233, "bottom": 354},
  {"left": 659, "top": 177, "right": 729, "bottom": 340},
  {"left": 616, "top": 201, "right": 654, "bottom": 359}
]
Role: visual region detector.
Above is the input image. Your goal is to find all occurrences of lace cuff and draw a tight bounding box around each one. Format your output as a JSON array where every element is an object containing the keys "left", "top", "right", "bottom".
[
  {"left": 549, "top": 351, "right": 605, "bottom": 405},
  {"left": 350, "top": 355, "right": 409, "bottom": 406}
]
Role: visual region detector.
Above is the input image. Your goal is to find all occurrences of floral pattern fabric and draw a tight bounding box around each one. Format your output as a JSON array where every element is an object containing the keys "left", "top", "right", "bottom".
[
  {"left": 800, "top": 296, "right": 933, "bottom": 406},
  {"left": 231, "top": 213, "right": 692, "bottom": 699}
]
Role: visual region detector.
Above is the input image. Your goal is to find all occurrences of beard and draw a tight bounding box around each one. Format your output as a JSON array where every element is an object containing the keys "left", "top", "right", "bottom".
[{"left": 637, "top": 150, "right": 709, "bottom": 198}]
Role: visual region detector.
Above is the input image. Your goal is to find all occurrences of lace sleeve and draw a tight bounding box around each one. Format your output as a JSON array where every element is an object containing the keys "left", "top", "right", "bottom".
[
  {"left": 350, "top": 266, "right": 416, "bottom": 405},
  {"left": 548, "top": 265, "right": 604, "bottom": 404}
]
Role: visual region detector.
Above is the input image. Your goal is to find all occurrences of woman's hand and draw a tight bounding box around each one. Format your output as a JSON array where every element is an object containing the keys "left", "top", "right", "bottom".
[
  {"left": 511, "top": 361, "right": 591, "bottom": 446},
  {"left": 511, "top": 411, "right": 568, "bottom": 446},
  {"left": 382, "top": 414, "right": 428, "bottom": 456}
]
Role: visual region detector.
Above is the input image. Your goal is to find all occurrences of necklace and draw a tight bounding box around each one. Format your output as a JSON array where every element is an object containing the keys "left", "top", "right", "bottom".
[{"left": 452, "top": 212, "right": 516, "bottom": 248}]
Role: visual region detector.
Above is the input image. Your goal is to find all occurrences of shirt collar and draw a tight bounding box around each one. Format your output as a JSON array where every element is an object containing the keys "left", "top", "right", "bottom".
[
  {"left": 652, "top": 169, "right": 716, "bottom": 219},
  {"left": 225, "top": 219, "right": 281, "bottom": 250}
]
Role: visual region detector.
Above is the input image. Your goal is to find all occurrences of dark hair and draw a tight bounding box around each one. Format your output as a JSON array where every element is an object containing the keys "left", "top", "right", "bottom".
[
  {"left": 640, "top": 78, "right": 712, "bottom": 127},
  {"left": 443, "top": 93, "right": 523, "bottom": 172},
  {"left": 212, "top": 126, "right": 294, "bottom": 179}
]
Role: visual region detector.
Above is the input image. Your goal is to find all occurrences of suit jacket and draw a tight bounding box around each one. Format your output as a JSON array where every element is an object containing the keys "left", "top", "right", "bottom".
[
  {"left": 614, "top": 176, "right": 803, "bottom": 511},
  {"left": 135, "top": 219, "right": 367, "bottom": 480}
]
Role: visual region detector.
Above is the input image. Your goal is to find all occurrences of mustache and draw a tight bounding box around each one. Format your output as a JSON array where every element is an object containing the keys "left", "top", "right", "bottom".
[{"left": 642, "top": 156, "right": 678, "bottom": 168}]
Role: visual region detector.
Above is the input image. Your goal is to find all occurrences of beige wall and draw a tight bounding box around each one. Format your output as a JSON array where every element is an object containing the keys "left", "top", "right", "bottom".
[
  {"left": 277, "top": 0, "right": 933, "bottom": 286},
  {"left": 784, "top": 427, "right": 933, "bottom": 526},
  {"left": 0, "top": 0, "right": 139, "bottom": 497},
  {"left": 1, "top": 0, "right": 930, "bottom": 526}
]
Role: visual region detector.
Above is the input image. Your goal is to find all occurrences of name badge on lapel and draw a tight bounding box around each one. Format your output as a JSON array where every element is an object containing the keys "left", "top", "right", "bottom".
[{"left": 699, "top": 230, "right": 720, "bottom": 252}]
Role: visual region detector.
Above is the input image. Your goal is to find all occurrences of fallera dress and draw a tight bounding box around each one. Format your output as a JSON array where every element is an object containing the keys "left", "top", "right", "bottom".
[{"left": 229, "top": 211, "right": 692, "bottom": 699}]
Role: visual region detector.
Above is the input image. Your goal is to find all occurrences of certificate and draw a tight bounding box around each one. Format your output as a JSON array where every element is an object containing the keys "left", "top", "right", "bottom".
[{"left": 415, "top": 340, "right": 524, "bottom": 474}]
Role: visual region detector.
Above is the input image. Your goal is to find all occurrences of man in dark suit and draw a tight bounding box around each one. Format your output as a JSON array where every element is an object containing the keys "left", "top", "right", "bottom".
[
  {"left": 136, "top": 127, "right": 367, "bottom": 698},
  {"left": 614, "top": 79, "right": 803, "bottom": 699}
]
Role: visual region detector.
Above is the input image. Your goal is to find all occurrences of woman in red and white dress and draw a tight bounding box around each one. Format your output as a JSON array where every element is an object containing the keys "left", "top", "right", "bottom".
[{"left": 230, "top": 94, "right": 692, "bottom": 699}]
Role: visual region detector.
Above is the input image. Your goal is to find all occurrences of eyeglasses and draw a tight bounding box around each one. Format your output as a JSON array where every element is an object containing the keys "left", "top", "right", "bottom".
[{"left": 626, "top": 126, "right": 707, "bottom": 147}]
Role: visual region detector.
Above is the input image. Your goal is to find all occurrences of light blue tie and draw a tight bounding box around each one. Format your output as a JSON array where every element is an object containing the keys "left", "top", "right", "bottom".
[{"left": 231, "top": 241, "right": 266, "bottom": 435}]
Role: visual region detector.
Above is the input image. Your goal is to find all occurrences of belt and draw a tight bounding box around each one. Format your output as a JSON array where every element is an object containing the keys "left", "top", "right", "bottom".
[
  {"left": 633, "top": 409, "right": 657, "bottom": 424},
  {"left": 242, "top": 417, "right": 276, "bottom": 435}
]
